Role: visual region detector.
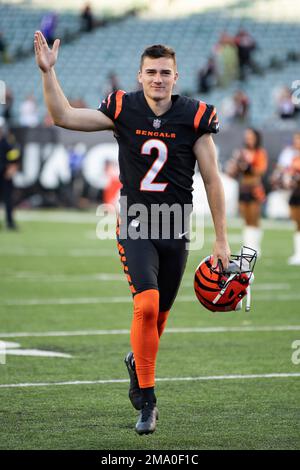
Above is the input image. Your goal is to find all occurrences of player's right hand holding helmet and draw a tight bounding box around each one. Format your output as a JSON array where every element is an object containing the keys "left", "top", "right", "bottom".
[{"left": 194, "top": 246, "right": 257, "bottom": 313}]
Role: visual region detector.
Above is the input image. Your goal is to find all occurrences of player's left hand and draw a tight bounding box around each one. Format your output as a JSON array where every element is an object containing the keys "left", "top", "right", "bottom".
[{"left": 212, "top": 239, "right": 231, "bottom": 270}]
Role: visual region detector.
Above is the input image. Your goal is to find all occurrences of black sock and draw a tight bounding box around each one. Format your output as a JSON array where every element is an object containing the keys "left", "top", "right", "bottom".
[{"left": 141, "top": 387, "right": 156, "bottom": 405}]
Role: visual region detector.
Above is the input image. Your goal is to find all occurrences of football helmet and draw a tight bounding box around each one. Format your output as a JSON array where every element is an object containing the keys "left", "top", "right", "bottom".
[{"left": 194, "top": 246, "right": 257, "bottom": 312}]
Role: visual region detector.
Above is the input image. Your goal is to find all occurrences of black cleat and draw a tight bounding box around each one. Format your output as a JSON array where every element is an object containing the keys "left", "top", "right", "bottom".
[
  {"left": 135, "top": 401, "right": 159, "bottom": 435},
  {"left": 124, "top": 351, "right": 142, "bottom": 410}
]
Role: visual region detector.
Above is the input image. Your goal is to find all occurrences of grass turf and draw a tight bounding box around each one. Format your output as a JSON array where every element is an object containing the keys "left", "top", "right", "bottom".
[{"left": 0, "top": 211, "right": 299, "bottom": 449}]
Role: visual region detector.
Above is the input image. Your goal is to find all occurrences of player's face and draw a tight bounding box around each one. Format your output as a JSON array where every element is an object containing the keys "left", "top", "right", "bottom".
[{"left": 138, "top": 57, "right": 178, "bottom": 102}]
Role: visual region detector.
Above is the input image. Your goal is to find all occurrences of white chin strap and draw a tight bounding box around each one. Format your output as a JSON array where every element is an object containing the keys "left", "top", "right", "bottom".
[
  {"left": 213, "top": 273, "right": 255, "bottom": 312},
  {"left": 245, "top": 287, "right": 251, "bottom": 312},
  {"left": 212, "top": 274, "right": 237, "bottom": 305},
  {"left": 245, "top": 273, "right": 255, "bottom": 312}
]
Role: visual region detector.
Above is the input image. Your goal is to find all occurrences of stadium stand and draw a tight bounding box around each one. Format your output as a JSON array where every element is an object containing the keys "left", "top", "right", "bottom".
[
  {"left": 0, "top": 3, "right": 81, "bottom": 59},
  {"left": 202, "top": 61, "right": 300, "bottom": 128},
  {"left": 1, "top": 0, "right": 300, "bottom": 127}
]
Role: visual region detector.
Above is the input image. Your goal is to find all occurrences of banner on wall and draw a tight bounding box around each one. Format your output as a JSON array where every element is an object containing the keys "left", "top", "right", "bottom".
[{"left": 9, "top": 126, "right": 295, "bottom": 212}]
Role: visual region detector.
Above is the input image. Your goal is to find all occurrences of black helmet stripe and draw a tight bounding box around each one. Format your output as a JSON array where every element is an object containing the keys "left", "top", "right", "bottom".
[
  {"left": 198, "top": 266, "right": 220, "bottom": 285},
  {"left": 194, "top": 274, "right": 220, "bottom": 292}
]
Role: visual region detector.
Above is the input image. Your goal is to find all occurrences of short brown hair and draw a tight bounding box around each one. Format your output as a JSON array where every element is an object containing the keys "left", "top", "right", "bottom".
[{"left": 140, "top": 44, "right": 176, "bottom": 69}]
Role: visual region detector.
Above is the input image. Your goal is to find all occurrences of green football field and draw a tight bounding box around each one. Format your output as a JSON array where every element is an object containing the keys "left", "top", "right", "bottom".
[{"left": 0, "top": 210, "right": 299, "bottom": 450}]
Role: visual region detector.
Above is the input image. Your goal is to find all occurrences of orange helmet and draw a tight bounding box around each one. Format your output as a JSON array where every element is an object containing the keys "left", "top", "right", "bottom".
[{"left": 194, "top": 246, "right": 257, "bottom": 313}]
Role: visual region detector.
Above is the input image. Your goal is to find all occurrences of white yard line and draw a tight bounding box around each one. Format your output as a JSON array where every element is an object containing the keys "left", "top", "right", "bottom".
[
  {"left": 2, "top": 349, "right": 72, "bottom": 358},
  {"left": 181, "top": 282, "right": 290, "bottom": 290},
  {"left": 3, "top": 296, "right": 132, "bottom": 305},
  {"left": 9, "top": 210, "right": 294, "bottom": 230},
  {"left": 0, "top": 249, "right": 116, "bottom": 257},
  {"left": 13, "top": 210, "right": 99, "bottom": 224},
  {"left": 3, "top": 292, "right": 300, "bottom": 306},
  {"left": 1, "top": 325, "right": 300, "bottom": 338},
  {"left": 0, "top": 249, "right": 292, "bottom": 259},
  {"left": 2, "top": 273, "right": 291, "bottom": 291},
  {"left": 0, "top": 373, "right": 299, "bottom": 389},
  {"left": 68, "top": 249, "right": 116, "bottom": 257},
  {"left": 10, "top": 272, "right": 125, "bottom": 282}
]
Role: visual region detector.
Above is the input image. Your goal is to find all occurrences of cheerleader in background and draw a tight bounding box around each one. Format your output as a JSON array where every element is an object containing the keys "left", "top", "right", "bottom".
[
  {"left": 271, "top": 132, "right": 300, "bottom": 265},
  {"left": 226, "top": 128, "right": 268, "bottom": 256}
]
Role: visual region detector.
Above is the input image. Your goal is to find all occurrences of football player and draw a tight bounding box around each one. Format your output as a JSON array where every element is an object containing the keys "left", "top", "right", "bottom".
[{"left": 34, "top": 31, "right": 231, "bottom": 434}]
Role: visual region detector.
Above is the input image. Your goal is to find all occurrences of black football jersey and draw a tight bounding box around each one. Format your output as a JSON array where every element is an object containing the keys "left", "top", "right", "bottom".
[{"left": 98, "top": 90, "right": 219, "bottom": 211}]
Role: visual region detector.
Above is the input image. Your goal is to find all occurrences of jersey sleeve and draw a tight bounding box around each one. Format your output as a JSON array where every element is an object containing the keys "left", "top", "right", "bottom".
[
  {"left": 98, "top": 90, "right": 126, "bottom": 122},
  {"left": 194, "top": 102, "right": 219, "bottom": 137}
]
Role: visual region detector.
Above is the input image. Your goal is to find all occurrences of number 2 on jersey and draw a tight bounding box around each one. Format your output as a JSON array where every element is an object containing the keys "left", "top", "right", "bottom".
[{"left": 140, "top": 139, "right": 168, "bottom": 192}]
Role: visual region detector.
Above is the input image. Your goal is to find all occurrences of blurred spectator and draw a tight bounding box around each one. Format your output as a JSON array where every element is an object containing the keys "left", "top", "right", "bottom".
[
  {"left": 103, "top": 159, "right": 122, "bottom": 208},
  {"left": 103, "top": 72, "right": 121, "bottom": 97},
  {"left": 41, "top": 12, "right": 58, "bottom": 46},
  {"left": 19, "top": 95, "right": 39, "bottom": 127},
  {"left": 197, "top": 56, "right": 217, "bottom": 93},
  {"left": 220, "top": 90, "right": 250, "bottom": 124},
  {"left": 234, "top": 29, "right": 256, "bottom": 80},
  {"left": 69, "top": 143, "right": 85, "bottom": 178},
  {"left": 0, "top": 117, "right": 21, "bottom": 230},
  {"left": 270, "top": 132, "right": 300, "bottom": 264},
  {"left": 232, "top": 90, "right": 250, "bottom": 121},
  {"left": 80, "top": 3, "right": 94, "bottom": 32},
  {"left": 214, "top": 32, "right": 239, "bottom": 87},
  {"left": 226, "top": 128, "right": 268, "bottom": 256},
  {"left": 2, "top": 88, "right": 14, "bottom": 126},
  {"left": 0, "top": 32, "right": 5, "bottom": 58},
  {"left": 68, "top": 143, "right": 86, "bottom": 207},
  {"left": 275, "top": 86, "right": 296, "bottom": 119},
  {"left": 0, "top": 31, "right": 10, "bottom": 63}
]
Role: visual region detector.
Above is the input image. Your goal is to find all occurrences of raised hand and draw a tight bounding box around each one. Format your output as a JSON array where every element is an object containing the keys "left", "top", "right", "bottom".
[{"left": 34, "top": 30, "right": 60, "bottom": 73}]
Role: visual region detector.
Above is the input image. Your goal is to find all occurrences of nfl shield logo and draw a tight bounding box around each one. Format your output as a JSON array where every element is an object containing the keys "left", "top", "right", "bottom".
[{"left": 153, "top": 119, "right": 161, "bottom": 129}]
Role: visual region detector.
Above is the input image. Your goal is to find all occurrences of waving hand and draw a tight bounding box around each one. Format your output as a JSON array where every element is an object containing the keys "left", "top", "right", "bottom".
[{"left": 34, "top": 31, "right": 60, "bottom": 73}]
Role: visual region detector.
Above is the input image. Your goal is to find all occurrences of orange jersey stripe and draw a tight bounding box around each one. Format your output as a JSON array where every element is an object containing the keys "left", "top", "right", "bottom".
[
  {"left": 194, "top": 101, "right": 207, "bottom": 131},
  {"left": 208, "top": 107, "right": 218, "bottom": 126},
  {"left": 114, "top": 90, "right": 126, "bottom": 120}
]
